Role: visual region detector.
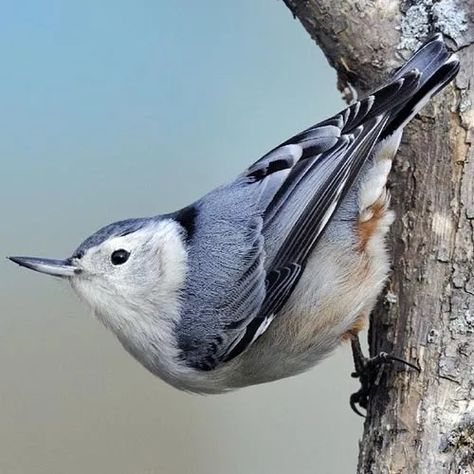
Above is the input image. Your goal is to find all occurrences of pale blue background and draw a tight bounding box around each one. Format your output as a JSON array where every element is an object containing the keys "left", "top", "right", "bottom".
[{"left": 1, "top": 2, "right": 362, "bottom": 473}]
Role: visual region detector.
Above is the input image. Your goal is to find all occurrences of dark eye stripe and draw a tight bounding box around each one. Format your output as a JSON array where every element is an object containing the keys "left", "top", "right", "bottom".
[{"left": 111, "top": 249, "right": 130, "bottom": 265}]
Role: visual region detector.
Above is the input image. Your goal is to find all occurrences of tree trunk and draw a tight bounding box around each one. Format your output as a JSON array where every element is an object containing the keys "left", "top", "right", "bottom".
[{"left": 282, "top": 1, "right": 474, "bottom": 472}]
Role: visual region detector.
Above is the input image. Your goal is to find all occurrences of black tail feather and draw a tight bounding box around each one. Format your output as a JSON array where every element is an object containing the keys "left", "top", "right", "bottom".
[{"left": 381, "top": 34, "right": 460, "bottom": 138}]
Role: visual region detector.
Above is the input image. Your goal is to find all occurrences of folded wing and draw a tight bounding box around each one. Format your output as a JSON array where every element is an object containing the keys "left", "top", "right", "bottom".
[{"left": 177, "top": 36, "right": 459, "bottom": 370}]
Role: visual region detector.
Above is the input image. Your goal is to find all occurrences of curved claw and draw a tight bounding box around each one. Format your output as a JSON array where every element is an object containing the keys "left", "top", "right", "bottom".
[
  {"left": 350, "top": 393, "right": 366, "bottom": 417},
  {"left": 381, "top": 353, "right": 421, "bottom": 373},
  {"left": 349, "top": 336, "right": 420, "bottom": 417}
]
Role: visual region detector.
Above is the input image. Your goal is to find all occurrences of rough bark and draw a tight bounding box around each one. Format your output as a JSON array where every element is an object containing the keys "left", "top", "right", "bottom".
[{"left": 282, "top": 1, "right": 474, "bottom": 472}]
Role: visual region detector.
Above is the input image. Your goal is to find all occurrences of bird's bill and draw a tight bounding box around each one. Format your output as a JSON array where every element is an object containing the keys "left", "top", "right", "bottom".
[{"left": 8, "top": 256, "right": 79, "bottom": 278}]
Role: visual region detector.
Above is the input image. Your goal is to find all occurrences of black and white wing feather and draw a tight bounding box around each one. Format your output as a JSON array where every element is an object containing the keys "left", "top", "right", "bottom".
[{"left": 176, "top": 35, "right": 459, "bottom": 371}]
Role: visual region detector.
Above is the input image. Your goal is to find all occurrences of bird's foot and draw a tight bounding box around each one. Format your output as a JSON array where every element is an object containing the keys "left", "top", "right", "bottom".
[{"left": 349, "top": 336, "right": 420, "bottom": 417}]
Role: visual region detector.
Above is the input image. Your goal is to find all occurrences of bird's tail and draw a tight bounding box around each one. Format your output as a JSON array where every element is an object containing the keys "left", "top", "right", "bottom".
[{"left": 381, "top": 33, "right": 460, "bottom": 138}]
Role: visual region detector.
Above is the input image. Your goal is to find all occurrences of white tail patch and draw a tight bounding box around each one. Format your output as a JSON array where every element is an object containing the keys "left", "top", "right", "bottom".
[{"left": 358, "top": 130, "right": 402, "bottom": 219}]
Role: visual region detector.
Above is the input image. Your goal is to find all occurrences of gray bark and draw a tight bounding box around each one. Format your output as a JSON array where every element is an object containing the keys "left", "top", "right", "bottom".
[{"left": 282, "top": 1, "right": 474, "bottom": 472}]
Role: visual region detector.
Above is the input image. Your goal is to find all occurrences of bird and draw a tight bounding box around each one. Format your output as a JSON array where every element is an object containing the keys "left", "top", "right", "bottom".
[{"left": 9, "top": 35, "right": 459, "bottom": 403}]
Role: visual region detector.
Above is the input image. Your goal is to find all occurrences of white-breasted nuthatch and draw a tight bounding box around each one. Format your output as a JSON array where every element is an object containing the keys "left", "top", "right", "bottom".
[{"left": 10, "top": 36, "right": 459, "bottom": 398}]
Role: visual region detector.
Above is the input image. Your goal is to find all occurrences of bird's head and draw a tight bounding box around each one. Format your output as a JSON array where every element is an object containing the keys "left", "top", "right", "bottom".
[{"left": 9, "top": 217, "right": 188, "bottom": 332}]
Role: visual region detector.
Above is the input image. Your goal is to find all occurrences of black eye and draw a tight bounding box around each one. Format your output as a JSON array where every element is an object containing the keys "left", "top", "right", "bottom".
[
  {"left": 72, "top": 250, "right": 84, "bottom": 259},
  {"left": 111, "top": 249, "right": 130, "bottom": 265}
]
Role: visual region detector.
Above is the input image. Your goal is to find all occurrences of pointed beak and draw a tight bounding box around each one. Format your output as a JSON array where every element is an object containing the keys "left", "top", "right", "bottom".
[{"left": 8, "top": 256, "right": 80, "bottom": 278}]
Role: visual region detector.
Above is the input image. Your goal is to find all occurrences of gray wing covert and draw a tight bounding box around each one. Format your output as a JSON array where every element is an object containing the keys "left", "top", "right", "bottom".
[{"left": 176, "top": 144, "right": 306, "bottom": 371}]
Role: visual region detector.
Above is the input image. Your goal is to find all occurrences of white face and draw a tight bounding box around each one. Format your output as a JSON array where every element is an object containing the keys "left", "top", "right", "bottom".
[{"left": 70, "top": 220, "right": 188, "bottom": 333}]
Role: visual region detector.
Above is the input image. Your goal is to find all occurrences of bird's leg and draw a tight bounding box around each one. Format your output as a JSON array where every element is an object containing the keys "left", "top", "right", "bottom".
[{"left": 349, "top": 335, "right": 420, "bottom": 417}]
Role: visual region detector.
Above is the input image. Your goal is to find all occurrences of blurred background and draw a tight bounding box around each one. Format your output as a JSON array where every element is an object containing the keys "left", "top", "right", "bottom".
[{"left": 0, "top": 1, "right": 364, "bottom": 473}]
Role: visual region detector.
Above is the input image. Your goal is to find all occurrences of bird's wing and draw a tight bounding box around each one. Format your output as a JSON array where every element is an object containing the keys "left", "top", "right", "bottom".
[
  {"left": 220, "top": 115, "right": 389, "bottom": 363},
  {"left": 177, "top": 72, "right": 421, "bottom": 371}
]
